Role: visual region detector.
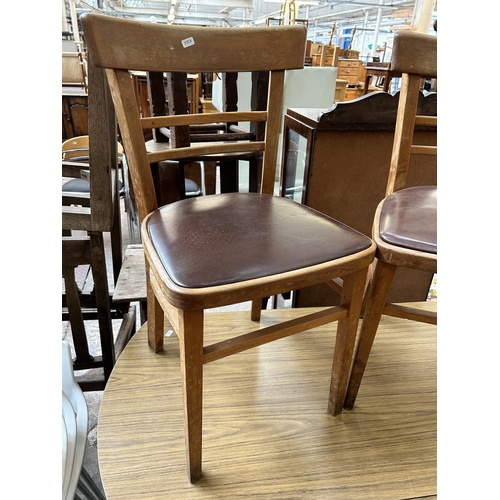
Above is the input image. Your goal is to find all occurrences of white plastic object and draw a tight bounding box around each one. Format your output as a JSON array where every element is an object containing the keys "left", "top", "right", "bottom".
[{"left": 62, "top": 341, "right": 89, "bottom": 500}]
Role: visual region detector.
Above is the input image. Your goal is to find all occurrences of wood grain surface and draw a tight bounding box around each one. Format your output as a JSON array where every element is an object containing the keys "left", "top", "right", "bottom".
[{"left": 98, "top": 305, "right": 436, "bottom": 499}]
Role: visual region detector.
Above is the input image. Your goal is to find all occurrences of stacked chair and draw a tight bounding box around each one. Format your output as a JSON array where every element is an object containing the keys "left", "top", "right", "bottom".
[{"left": 62, "top": 55, "right": 136, "bottom": 391}]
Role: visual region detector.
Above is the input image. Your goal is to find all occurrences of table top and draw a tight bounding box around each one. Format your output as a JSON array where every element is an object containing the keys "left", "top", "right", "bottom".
[{"left": 97, "top": 304, "right": 436, "bottom": 499}]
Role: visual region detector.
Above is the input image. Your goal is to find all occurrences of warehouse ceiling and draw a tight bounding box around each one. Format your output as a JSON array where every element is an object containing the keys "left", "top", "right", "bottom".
[{"left": 65, "top": 0, "right": 436, "bottom": 46}]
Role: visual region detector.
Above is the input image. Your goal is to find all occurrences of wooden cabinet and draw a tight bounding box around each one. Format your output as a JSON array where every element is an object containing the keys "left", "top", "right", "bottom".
[
  {"left": 334, "top": 79, "right": 348, "bottom": 102},
  {"left": 62, "top": 91, "right": 89, "bottom": 140},
  {"left": 280, "top": 92, "right": 437, "bottom": 307},
  {"left": 345, "top": 87, "right": 362, "bottom": 100},
  {"left": 337, "top": 59, "right": 361, "bottom": 84},
  {"left": 337, "top": 59, "right": 363, "bottom": 101}
]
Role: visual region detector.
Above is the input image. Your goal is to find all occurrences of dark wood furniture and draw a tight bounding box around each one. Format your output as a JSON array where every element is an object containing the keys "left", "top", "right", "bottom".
[
  {"left": 363, "top": 63, "right": 402, "bottom": 94},
  {"left": 280, "top": 90, "right": 437, "bottom": 307},
  {"left": 62, "top": 55, "right": 136, "bottom": 391},
  {"left": 82, "top": 13, "right": 375, "bottom": 483},
  {"left": 345, "top": 31, "right": 438, "bottom": 409},
  {"left": 145, "top": 70, "right": 268, "bottom": 199},
  {"left": 62, "top": 53, "right": 90, "bottom": 140},
  {"left": 62, "top": 89, "right": 88, "bottom": 140}
]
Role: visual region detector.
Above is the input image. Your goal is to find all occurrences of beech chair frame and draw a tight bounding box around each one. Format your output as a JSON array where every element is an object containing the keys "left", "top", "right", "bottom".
[
  {"left": 344, "top": 31, "right": 438, "bottom": 409},
  {"left": 82, "top": 13, "right": 376, "bottom": 482}
]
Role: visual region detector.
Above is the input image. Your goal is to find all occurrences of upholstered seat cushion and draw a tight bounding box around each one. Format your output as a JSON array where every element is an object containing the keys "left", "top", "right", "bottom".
[
  {"left": 63, "top": 156, "right": 201, "bottom": 196},
  {"left": 61, "top": 177, "right": 198, "bottom": 196},
  {"left": 62, "top": 155, "right": 125, "bottom": 194},
  {"left": 379, "top": 186, "right": 437, "bottom": 254},
  {"left": 62, "top": 177, "right": 198, "bottom": 197},
  {"left": 184, "top": 178, "right": 201, "bottom": 196},
  {"left": 147, "top": 193, "right": 372, "bottom": 288},
  {"left": 62, "top": 178, "right": 90, "bottom": 193}
]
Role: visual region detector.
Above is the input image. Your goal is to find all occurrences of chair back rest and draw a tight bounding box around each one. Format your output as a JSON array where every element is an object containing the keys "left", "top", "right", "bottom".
[
  {"left": 386, "top": 31, "right": 437, "bottom": 196},
  {"left": 62, "top": 135, "right": 90, "bottom": 159},
  {"left": 62, "top": 135, "right": 124, "bottom": 160},
  {"left": 81, "top": 13, "right": 306, "bottom": 223}
]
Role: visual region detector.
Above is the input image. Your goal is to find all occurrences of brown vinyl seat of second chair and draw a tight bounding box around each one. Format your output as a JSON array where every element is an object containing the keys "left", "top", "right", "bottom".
[
  {"left": 344, "top": 30, "right": 438, "bottom": 410},
  {"left": 81, "top": 13, "right": 376, "bottom": 483}
]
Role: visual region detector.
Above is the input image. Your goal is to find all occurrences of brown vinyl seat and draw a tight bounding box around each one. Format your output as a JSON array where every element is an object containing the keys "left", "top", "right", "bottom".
[
  {"left": 81, "top": 13, "right": 376, "bottom": 483},
  {"left": 344, "top": 30, "right": 438, "bottom": 410},
  {"left": 378, "top": 185, "right": 437, "bottom": 254}
]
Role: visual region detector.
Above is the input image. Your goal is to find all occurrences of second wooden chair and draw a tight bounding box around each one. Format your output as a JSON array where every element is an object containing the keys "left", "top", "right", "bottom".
[{"left": 344, "top": 30, "right": 438, "bottom": 410}]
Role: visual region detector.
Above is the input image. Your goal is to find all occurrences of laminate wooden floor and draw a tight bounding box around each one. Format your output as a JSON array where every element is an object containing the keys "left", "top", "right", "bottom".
[{"left": 98, "top": 304, "right": 436, "bottom": 499}]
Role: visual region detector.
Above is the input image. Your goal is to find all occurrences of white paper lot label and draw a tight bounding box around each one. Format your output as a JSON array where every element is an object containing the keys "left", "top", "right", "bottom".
[{"left": 181, "top": 37, "right": 195, "bottom": 48}]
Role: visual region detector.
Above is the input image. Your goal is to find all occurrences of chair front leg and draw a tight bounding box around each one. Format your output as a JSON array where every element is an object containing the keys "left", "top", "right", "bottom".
[
  {"left": 328, "top": 266, "right": 369, "bottom": 416},
  {"left": 178, "top": 309, "right": 204, "bottom": 483},
  {"left": 343, "top": 259, "right": 396, "bottom": 409}
]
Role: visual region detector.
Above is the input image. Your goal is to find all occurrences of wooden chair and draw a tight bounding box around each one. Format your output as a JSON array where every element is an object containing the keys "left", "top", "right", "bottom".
[
  {"left": 62, "top": 136, "right": 123, "bottom": 203},
  {"left": 81, "top": 13, "right": 376, "bottom": 482},
  {"left": 344, "top": 31, "right": 437, "bottom": 409},
  {"left": 62, "top": 135, "right": 141, "bottom": 274}
]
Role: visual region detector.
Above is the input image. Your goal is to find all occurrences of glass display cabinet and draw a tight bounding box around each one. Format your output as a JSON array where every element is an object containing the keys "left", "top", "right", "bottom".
[{"left": 279, "top": 92, "right": 437, "bottom": 307}]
